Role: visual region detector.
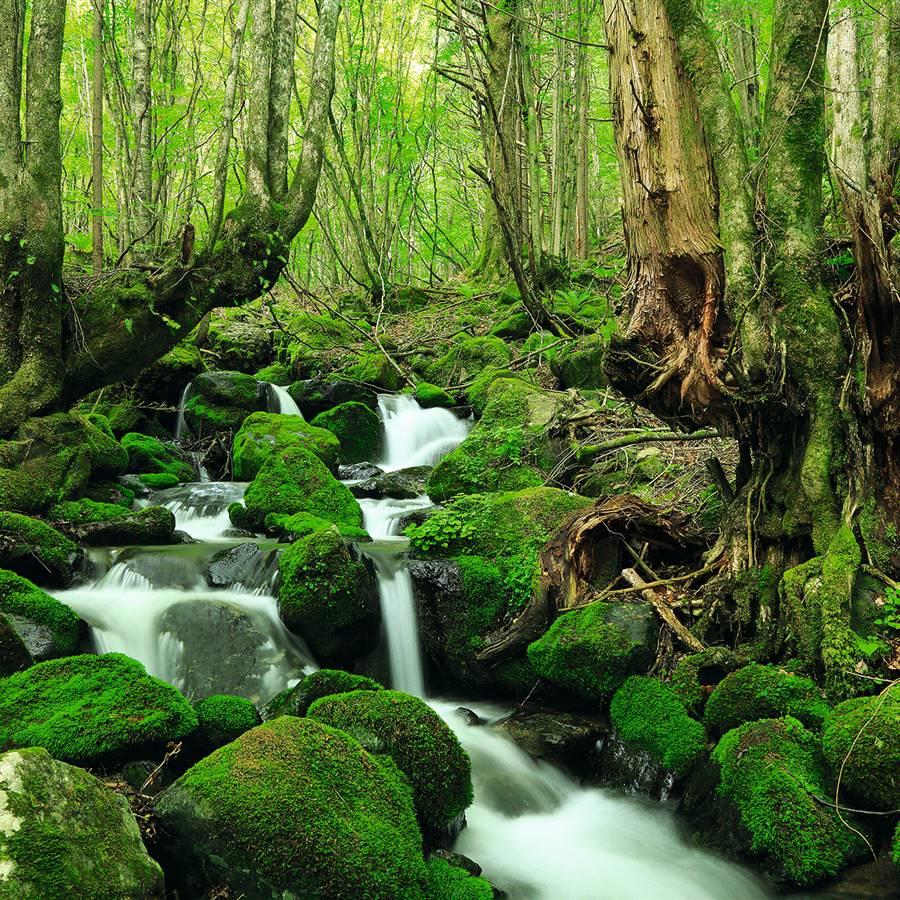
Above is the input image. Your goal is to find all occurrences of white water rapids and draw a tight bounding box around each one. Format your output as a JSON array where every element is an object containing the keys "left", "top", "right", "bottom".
[{"left": 54, "top": 390, "right": 771, "bottom": 897}]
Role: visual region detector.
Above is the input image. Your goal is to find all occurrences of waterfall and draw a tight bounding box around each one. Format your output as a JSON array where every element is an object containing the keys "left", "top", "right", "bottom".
[
  {"left": 174, "top": 381, "right": 192, "bottom": 440},
  {"left": 267, "top": 383, "right": 304, "bottom": 418},
  {"left": 378, "top": 394, "right": 469, "bottom": 471},
  {"left": 153, "top": 481, "right": 248, "bottom": 541}
]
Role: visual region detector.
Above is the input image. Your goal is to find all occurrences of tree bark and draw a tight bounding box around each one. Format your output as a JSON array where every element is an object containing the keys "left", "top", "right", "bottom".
[{"left": 91, "top": 0, "right": 104, "bottom": 274}]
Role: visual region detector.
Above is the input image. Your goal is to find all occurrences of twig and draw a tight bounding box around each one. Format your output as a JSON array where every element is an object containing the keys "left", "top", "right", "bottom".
[{"left": 620, "top": 568, "right": 705, "bottom": 652}]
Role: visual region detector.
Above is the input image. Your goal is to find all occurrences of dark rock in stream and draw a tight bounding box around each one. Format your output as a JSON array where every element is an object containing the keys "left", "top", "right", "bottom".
[
  {"left": 349, "top": 466, "right": 432, "bottom": 500},
  {"left": 205, "top": 542, "right": 265, "bottom": 588},
  {"left": 74, "top": 506, "right": 177, "bottom": 546},
  {"left": 456, "top": 707, "right": 484, "bottom": 727},
  {"left": 499, "top": 707, "right": 608, "bottom": 774},
  {"left": 588, "top": 726, "right": 676, "bottom": 801},
  {"left": 339, "top": 462, "right": 384, "bottom": 481},
  {"left": 288, "top": 377, "right": 379, "bottom": 419}
]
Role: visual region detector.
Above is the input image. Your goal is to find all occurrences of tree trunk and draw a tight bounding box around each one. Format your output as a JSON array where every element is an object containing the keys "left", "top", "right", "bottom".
[{"left": 91, "top": 0, "right": 104, "bottom": 274}]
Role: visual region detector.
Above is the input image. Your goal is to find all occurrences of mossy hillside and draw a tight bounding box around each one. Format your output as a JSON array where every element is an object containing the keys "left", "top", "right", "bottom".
[
  {"left": 0, "top": 747, "right": 165, "bottom": 900},
  {"left": 193, "top": 694, "right": 261, "bottom": 748},
  {"left": 712, "top": 717, "right": 866, "bottom": 886},
  {"left": 232, "top": 412, "right": 341, "bottom": 480},
  {"left": 704, "top": 664, "right": 830, "bottom": 737},
  {"left": 425, "top": 335, "right": 512, "bottom": 386},
  {"left": 412, "top": 382, "right": 455, "bottom": 409},
  {"left": 426, "top": 378, "right": 562, "bottom": 502},
  {"left": 230, "top": 444, "right": 364, "bottom": 533},
  {"left": 669, "top": 647, "right": 748, "bottom": 716},
  {"left": 311, "top": 402, "right": 383, "bottom": 465},
  {"left": 277, "top": 527, "right": 377, "bottom": 664},
  {"left": 309, "top": 689, "right": 473, "bottom": 832},
  {"left": 0, "top": 513, "right": 79, "bottom": 585},
  {"left": 527, "top": 602, "right": 648, "bottom": 705},
  {"left": 260, "top": 669, "right": 384, "bottom": 720},
  {"left": 821, "top": 688, "right": 899, "bottom": 811},
  {"left": 610, "top": 676, "right": 706, "bottom": 776},
  {"left": 426, "top": 857, "right": 494, "bottom": 900},
  {"left": 0, "top": 653, "right": 197, "bottom": 764},
  {"left": 121, "top": 432, "right": 194, "bottom": 484},
  {"left": 0, "top": 570, "right": 80, "bottom": 659},
  {"left": 156, "top": 716, "right": 429, "bottom": 899},
  {"left": 183, "top": 370, "right": 268, "bottom": 436}
]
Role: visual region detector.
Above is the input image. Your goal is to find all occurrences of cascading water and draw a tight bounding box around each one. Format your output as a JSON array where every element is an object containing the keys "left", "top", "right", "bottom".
[
  {"left": 174, "top": 381, "right": 192, "bottom": 440},
  {"left": 267, "top": 383, "right": 304, "bottom": 417},
  {"left": 151, "top": 481, "right": 248, "bottom": 541},
  {"left": 377, "top": 394, "right": 470, "bottom": 470}
]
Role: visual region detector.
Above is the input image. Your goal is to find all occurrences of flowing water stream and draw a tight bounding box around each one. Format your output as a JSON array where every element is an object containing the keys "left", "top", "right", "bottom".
[{"left": 56, "top": 391, "right": 773, "bottom": 898}]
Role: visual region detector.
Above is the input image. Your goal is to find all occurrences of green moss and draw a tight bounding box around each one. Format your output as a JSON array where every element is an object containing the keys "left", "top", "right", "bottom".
[
  {"left": 84, "top": 481, "right": 135, "bottom": 508},
  {"left": 0, "top": 513, "right": 78, "bottom": 583},
  {"left": 426, "top": 336, "right": 511, "bottom": 386},
  {"left": 277, "top": 527, "right": 375, "bottom": 664},
  {"left": 230, "top": 445, "right": 363, "bottom": 533},
  {"left": 309, "top": 689, "right": 473, "bottom": 831},
  {"left": 49, "top": 498, "right": 128, "bottom": 524},
  {"left": 120, "top": 432, "right": 193, "bottom": 484},
  {"left": 254, "top": 362, "right": 293, "bottom": 386},
  {"left": 527, "top": 602, "right": 646, "bottom": 705},
  {"left": 426, "top": 857, "right": 494, "bottom": 900},
  {"left": 893, "top": 821, "right": 900, "bottom": 871},
  {"left": 311, "top": 402, "right": 383, "bottom": 465},
  {"left": 265, "top": 511, "right": 369, "bottom": 542},
  {"left": 670, "top": 647, "right": 748, "bottom": 716},
  {"left": 0, "top": 746, "right": 164, "bottom": 899},
  {"left": 0, "top": 570, "right": 79, "bottom": 657},
  {"left": 183, "top": 370, "right": 267, "bottom": 436},
  {"left": 712, "top": 717, "right": 866, "bottom": 886},
  {"left": 704, "top": 664, "right": 830, "bottom": 736},
  {"left": 413, "top": 382, "right": 455, "bottom": 409},
  {"left": 193, "top": 694, "right": 260, "bottom": 748},
  {"left": 0, "top": 653, "right": 197, "bottom": 764},
  {"left": 232, "top": 412, "right": 341, "bottom": 480},
  {"left": 550, "top": 335, "right": 607, "bottom": 389},
  {"left": 83, "top": 415, "right": 129, "bottom": 478},
  {"left": 610, "top": 676, "right": 706, "bottom": 775},
  {"left": 261, "top": 669, "right": 384, "bottom": 719},
  {"left": 427, "top": 378, "right": 561, "bottom": 501},
  {"left": 156, "top": 716, "right": 428, "bottom": 898},
  {"left": 344, "top": 354, "right": 401, "bottom": 391},
  {"left": 821, "top": 688, "right": 899, "bottom": 811}
]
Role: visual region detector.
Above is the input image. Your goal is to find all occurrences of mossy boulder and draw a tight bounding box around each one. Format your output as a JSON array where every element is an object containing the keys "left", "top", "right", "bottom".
[
  {"left": 704, "top": 664, "right": 830, "bottom": 737},
  {"left": 427, "top": 378, "right": 566, "bottom": 502},
  {"left": 426, "top": 856, "right": 494, "bottom": 899},
  {"left": 232, "top": 412, "right": 341, "bottom": 480},
  {"left": 550, "top": 334, "right": 607, "bottom": 389},
  {"left": 0, "top": 570, "right": 80, "bottom": 661},
  {"left": 0, "top": 414, "right": 111, "bottom": 514},
  {"left": 311, "top": 402, "right": 383, "bottom": 465},
  {"left": 182, "top": 370, "right": 268, "bottom": 436},
  {"left": 711, "top": 717, "right": 867, "bottom": 886},
  {"left": 0, "top": 614, "right": 31, "bottom": 676},
  {"left": 344, "top": 353, "right": 401, "bottom": 390},
  {"left": 287, "top": 377, "right": 378, "bottom": 419},
  {"left": 254, "top": 362, "right": 293, "bottom": 386},
  {"left": 83, "top": 414, "right": 130, "bottom": 478},
  {"left": 265, "top": 510, "right": 369, "bottom": 542},
  {"left": 135, "top": 343, "right": 205, "bottom": 406},
  {"left": 66, "top": 505, "right": 176, "bottom": 546},
  {"left": 821, "top": 689, "right": 900, "bottom": 811},
  {"left": 527, "top": 602, "right": 652, "bottom": 705},
  {"left": 426, "top": 335, "right": 512, "bottom": 386},
  {"left": 0, "top": 653, "right": 197, "bottom": 764},
  {"left": 277, "top": 527, "right": 378, "bottom": 665},
  {"left": 260, "top": 669, "right": 384, "bottom": 720},
  {"left": 0, "top": 513, "right": 81, "bottom": 586},
  {"left": 192, "top": 694, "right": 261, "bottom": 749},
  {"left": 229, "top": 445, "right": 363, "bottom": 533},
  {"left": 0, "top": 747, "right": 165, "bottom": 899},
  {"left": 309, "top": 689, "right": 473, "bottom": 833},
  {"left": 610, "top": 676, "right": 705, "bottom": 776},
  {"left": 204, "top": 315, "right": 273, "bottom": 373},
  {"left": 413, "top": 382, "right": 455, "bottom": 409},
  {"left": 121, "top": 432, "right": 194, "bottom": 487},
  {"left": 155, "top": 716, "right": 428, "bottom": 899},
  {"left": 670, "top": 647, "right": 749, "bottom": 716}
]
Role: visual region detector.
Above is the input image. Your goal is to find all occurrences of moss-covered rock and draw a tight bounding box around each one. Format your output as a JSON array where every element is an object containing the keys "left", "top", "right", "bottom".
[
  {"left": 254, "top": 362, "right": 293, "bottom": 386},
  {"left": 426, "top": 856, "right": 494, "bottom": 900},
  {"left": 277, "top": 527, "right": 377, "bottom": 665},
  {"left": 550, "top": 334, "right": 607, "bottom": 389},
  {"left": 265, "top": 510, "right": 370, "bottom": 542},
  {"left": 83, "top": 414, "right": 130, "bottom": 478},
  {"left": 344, "top": 353, "right": 401, "bottom": 391},
  {"left": 311, "top": 402, "right": 383, "bottom": 465},
  {"left": 0, "top": 513, "right": 81, "bottom": 586},
  {"left": 67, "top": 505, "right": 176, "bottom": 546},
  {"left": 0, "top": 570, "right": 80, "bottom": 661},
  {"left": 609, "top": 676, "right": 705, "bottom": 776},
  {"left": 204, "top": 315, "right": 273, "bottom": 373},
  {"left": 426, "top": 335, "right": 512, "bottom": 386},
  {"left": 527, "top": 602, "right": 650, "bottom": 705},
  {"left": 155, "top": 716, "right": 428, "bottom": 899},
  {"left": 260, "top": 669, "right": 384, "bottom": 720},
  {"left": 0, "top": 613, "right": 31, "bottom": 676},
  {"left": 670, "top": 647, "right": 749, "bottom": 717},
  {"left": 135, "top": 343, "right": 205, "bottom": 406},
  {"left": 287, "top": 377, "right": 379, "bottom": 420},
  {"left": 232, "top": 412, "right": 341, "bottom": 480},
  {"left": 821, "top": 688, "right": 899, "bottom": 811},
  {"left": 0, "top": 653, "right": 197, "bottom": 764},
  {"left": 704, "top": 664, "right": 830, "bottom": 737},
  {"left": 0, "top": 746, "right": 165, "bottom": 899},
  {"left": 121, "top": 432, "right": 194, "bottom": 486},
  {"left": 712, "top": 717, "right": 866, "bottom": 886},
  {"left": 427, "top": 378, "right": 566, "bottom": 502},
  {"left": 229, "top": 445, "right": 363, "bottom": 533},
  {"left": 413, "top": 382, "right": 456, "bottom": 410},
  {"left": 182, "top": 370, "right": 268, "bottom": 436},
  {"left": 192, "top": 694, "right": 261, "bottom": 749},
  {"left": 309, "top": 689, "right": 473, "bottom": 833}
]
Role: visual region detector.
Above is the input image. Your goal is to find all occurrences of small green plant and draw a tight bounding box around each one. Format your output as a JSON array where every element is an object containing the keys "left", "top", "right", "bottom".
[
  {"left": 875, "top": 585, "right": 900, "bottom": 630},
  {"left": 406, "top": 509, "right": 475, "bottom": 552}
]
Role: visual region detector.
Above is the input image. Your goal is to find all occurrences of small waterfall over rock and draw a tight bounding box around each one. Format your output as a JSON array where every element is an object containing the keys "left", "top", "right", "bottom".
[
  {"left": 152, "top": 481, "right": 248, "bottom": 541},
  {"left": 377, "top": 394, "right": 469, "bottom": 470},
  {"left": 267, "top": 383, "right": 304, "bottom": 417},
  {"left": 174, "top": 381, "right": 192, "bottom": 440}
]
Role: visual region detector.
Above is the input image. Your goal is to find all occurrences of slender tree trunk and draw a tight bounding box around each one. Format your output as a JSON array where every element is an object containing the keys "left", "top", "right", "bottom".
[
  {"left": 131, "top": 0, "right": 154, "bottom": 253},
  {"left": 91, "top": 0, "right": 104, "bottom": 273}
]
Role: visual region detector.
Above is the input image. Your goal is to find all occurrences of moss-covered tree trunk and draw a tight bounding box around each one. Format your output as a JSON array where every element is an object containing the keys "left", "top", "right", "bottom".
[{"left": 602, "top": 0, "right": 899, "bottom": 698}]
